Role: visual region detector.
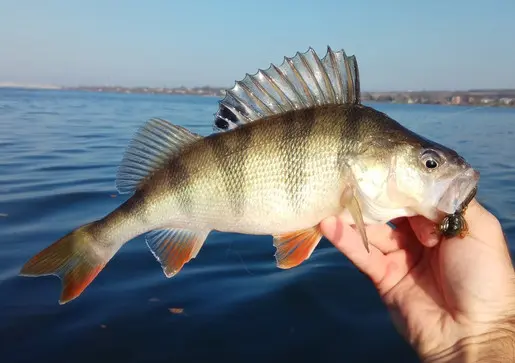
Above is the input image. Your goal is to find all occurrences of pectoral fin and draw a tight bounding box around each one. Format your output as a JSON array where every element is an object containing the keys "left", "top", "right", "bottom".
[
  {"left": 341, "top": 189, "right": 370, "bottom": 253},
  {"left": 273, "top": 226, "right": 323, "bottom": 269}
]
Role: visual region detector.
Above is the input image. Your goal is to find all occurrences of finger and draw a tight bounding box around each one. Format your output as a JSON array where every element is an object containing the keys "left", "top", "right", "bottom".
[
  {"left": 408, "top": 216, "right": 440, "bottom": 248},
  {"left": 359, "top": 218, "right": 424, "bottom": 294},
  {"left": 333, "top": 215, "right": 414, "bottom": 254},
  {"left": 354, "top": 223, "right": 411, "bottom": 254},
  {"left": 382, "top": 217, "right": 424, "bottom": 251},
  {"left": 377, "top": 247, "right": 422, "bottom": 296},
  {"left": 320, "top": 216, "right": 389, "bottom": 285},
  {"left": 320, "top": 216, "right": 422, "bottom": 294}
]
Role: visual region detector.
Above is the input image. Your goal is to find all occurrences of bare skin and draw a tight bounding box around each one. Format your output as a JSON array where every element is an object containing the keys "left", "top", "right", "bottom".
[{"left": 320, "top": 199, "right": 515, "bottom": 362}]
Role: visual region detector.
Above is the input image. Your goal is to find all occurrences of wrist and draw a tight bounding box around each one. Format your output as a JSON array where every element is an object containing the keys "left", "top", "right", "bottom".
[{"left": 421, "top": 318, "right": 515, "bottom": 363}]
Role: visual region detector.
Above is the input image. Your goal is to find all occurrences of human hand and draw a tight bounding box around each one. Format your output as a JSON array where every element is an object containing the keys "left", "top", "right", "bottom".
[{"left": 320, "top": 199, "right": 515, "bottom": 362}]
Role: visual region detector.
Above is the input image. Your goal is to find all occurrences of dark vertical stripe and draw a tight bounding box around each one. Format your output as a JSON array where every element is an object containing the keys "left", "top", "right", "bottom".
[
  {"left": 204, "top": 125, "right": 252, "bottom": 217},
  {"left": 336, "top": 105, "right": 366, "bottom": 178},
  {"left": 167, "top": 158, "right": 193, "bottom": 217},
  {"left": 279, "top": 108, "right": 317, "bottom": 213}
]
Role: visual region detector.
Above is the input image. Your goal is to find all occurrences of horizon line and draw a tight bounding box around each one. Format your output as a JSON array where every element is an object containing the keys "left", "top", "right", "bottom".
[{"left": 1, "top": 82, "right": 514, "bottom": 94}]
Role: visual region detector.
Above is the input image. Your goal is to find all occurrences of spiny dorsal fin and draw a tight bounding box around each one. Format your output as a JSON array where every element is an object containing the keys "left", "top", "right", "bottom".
[
  {"left": 116, "top": 118, "right": 202, "bottom": 194},
  {"left": 213, "top": 46, "right": 361, "bottom": 132}
]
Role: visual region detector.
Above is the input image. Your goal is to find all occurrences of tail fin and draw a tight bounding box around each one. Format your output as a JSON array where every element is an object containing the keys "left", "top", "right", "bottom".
[{"left": 19, "top": 223, "right": 110, "bottom": 305}]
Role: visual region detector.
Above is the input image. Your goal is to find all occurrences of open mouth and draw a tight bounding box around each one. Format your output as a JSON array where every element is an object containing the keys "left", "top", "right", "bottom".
[{"left": 437, "top": 168, "right": 480, "bottom": 214}]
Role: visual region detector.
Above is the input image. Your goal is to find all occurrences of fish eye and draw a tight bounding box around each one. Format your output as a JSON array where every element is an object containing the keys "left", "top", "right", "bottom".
[
  {"left": 421, "top": 149, "right": 441, "bottom": 170},
  {"left": 426, "top": 159, "right": 438, "bottom": 169}
]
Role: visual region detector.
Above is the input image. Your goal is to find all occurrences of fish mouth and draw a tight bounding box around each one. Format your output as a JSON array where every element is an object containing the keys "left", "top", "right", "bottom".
[{"left": 437, "top": 168, "right": 480, "bottom": 214}]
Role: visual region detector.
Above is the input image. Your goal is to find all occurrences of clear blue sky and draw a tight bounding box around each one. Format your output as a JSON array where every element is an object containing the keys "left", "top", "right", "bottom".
[{"left": 1, "top": 0, "right": 514, "bottom": 91}]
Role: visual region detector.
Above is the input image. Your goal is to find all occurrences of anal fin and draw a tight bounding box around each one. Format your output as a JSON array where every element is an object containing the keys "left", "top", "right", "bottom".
[
  {"left": 146, "top": 228, "right": 210, "bottom": 277},
  {"left": 273, "top": 225, "right": 323, "bottom": 269},
  {"left": 341, "top": 189, "right": 370, "bottom": 253}
]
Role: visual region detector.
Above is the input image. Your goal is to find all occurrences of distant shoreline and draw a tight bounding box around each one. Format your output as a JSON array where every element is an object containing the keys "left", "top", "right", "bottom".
[{"left": 2, "top": 84, "right": 515, "bottom": 107}]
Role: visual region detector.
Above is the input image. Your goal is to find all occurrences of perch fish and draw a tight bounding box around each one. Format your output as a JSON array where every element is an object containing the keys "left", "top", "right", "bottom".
[{"left": 20, "top": 46, "right": 480, "bottom": 304}]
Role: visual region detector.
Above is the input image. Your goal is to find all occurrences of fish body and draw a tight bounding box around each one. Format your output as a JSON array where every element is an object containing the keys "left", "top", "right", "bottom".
[
  {"left": 131, "top": 106, "right": 392, "bottom": 233},
  {"left": 20, "top": 47, "right": 480, "bottom": 304}
]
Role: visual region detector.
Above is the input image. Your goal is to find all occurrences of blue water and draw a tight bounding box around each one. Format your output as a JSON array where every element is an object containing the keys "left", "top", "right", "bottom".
[{"left": 1, "top": 88, "right": 514, "bottom": 363}]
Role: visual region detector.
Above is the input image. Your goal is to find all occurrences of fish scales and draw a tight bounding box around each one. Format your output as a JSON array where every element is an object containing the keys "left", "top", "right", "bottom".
[
  {"left": 19, "top": 46, "right": 480, "bottom": 304},
  {"left": 148, "top": 105, "right": 350, "bottom": 233}
]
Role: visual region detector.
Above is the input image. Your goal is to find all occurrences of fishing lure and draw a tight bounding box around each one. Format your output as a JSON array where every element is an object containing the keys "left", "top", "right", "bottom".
[{"left": 439, "top": 186, "right": 477, "bottom": 238}]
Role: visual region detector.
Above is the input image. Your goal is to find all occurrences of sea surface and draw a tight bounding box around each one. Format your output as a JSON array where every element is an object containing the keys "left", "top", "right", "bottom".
[{"left": 0, "top": 88, "right": 514, "bottom": 363}]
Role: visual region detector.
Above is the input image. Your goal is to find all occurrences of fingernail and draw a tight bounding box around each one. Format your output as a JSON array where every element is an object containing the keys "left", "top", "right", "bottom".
[{"left": 425, "top": 230, "right": 440, "bottom": 247}]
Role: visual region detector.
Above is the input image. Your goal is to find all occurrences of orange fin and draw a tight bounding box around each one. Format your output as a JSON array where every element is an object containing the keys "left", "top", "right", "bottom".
[
  {"left": 273, "top": 225, "right": 323, "bottom": 269},
  {"left": 19, "top": 223, "right": 107, "bottom": 305},
  {"left": 146, "top": 228, "right": 210, "bottom": 277}
]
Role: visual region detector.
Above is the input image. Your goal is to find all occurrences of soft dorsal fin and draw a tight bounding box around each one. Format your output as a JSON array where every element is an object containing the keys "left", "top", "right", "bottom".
[
  {"left": 116, "top": 118, "right": 202, "bottom": 194},
  {"left": 213, "top": 46, "right": 361, "bottom": 132}
]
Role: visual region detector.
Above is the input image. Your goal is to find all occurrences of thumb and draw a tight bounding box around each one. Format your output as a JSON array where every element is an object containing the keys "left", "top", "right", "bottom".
[{"left": 408, "top": 199, "right": 507, "bottom": 251}]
